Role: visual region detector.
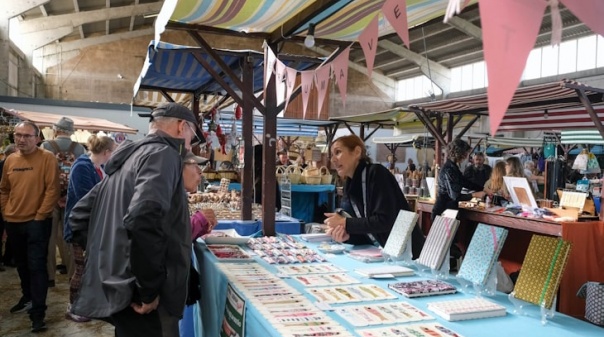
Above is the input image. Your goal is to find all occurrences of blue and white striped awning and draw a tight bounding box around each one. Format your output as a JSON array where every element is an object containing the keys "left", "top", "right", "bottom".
[
  {"left": 133, "top": 41, "right": 322, "bottom": 107},
  {"left": 215, "top": 113, "right": 336, "bottom": 138},
  {"left": 561, "top": 130, "right": 604, "bottom": 145}
]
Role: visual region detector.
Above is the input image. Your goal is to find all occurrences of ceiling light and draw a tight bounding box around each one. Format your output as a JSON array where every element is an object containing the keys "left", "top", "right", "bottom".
[{"left": 304, "top": 23, "right": 315, "bottom": 48}]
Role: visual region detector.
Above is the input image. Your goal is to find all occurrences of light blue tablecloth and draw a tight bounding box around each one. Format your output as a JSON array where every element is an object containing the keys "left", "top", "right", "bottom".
[{"left": 188, "top": 239, "right": 604, "bottom": 337}]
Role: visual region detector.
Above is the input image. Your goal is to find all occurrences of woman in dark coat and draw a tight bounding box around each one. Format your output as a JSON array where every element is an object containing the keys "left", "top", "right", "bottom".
[
  {"left": 431, "top": 139, "right": 486, "bottom": 222},
  {"left": 324, "top": 135, "right": 425, "bottom": 258}
]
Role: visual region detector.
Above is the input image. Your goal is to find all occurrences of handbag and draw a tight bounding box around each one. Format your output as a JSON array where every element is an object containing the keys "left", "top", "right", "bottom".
[{"left": 577, "top": 281, "right": 604, "bottom": 326}]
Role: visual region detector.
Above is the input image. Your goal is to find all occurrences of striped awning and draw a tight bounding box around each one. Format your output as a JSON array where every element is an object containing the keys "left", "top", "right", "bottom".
[
  {"left": 485, "top": 137, "right": 545, "bottom": 148},
  {"left": 132, "top": 41, "right": 321, "bottom": 109},
  {"left": 561, "top": 130, "right": 604, "bottom": 145},
  {"left": 156, "top": 0, "right": 460, "bottom": 43},
  {"left": 216, "top": 113, "right": 336, "bottom": 137},
  {"left": 408, "top": 79, "right": 604, "bottom": 133}
]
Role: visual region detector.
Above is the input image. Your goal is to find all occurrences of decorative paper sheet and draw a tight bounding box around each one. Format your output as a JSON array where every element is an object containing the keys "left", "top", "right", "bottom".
[
  {"left": 357, "top": 322, "right": 465, "bottom": 337},
  {"left": 335, "top": 302, "right": 433, "bottom": 327},
  {"left": 388, "top": 279, "right": 457, "bottom": 298},
  {"left": 293, "top": 273, "right": 361, "bottom": 287},
  {"left": 307, "top": 284, "right": 396, "bottom": 304},
  {"left": 275, "top": 263, "right": 345, "bottom": 275}
]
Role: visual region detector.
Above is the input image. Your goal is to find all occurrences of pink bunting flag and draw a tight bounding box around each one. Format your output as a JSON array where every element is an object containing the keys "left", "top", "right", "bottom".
[
  {"left": 284, "top": 67, "right": 297, "bottom": 111},
  {"left": 332, "top": 45, "right": 351, "bottom": 108},
  {"left": 275, "top": 59, "right": 286, "bottom": 82},
  {"left": 561, "top": 0, "right": 604, "bottom": 37},
  {"left": 358, "top": 14, "right": 379, "bottom": 79},
  {"left": 383, "top": 0, "right": 410, "bottom": 48},
  {"left": 264, "top": 45, "right": 277, "bottom": 92},
  {"left": 479, "top": 0, "right": 547, "bottom": 136},
  {"left": 314, "top": 65, "right": 331, "bottom": 119},
  {"left": 300, "top": 70, "right": 315, "bottom": 120}
]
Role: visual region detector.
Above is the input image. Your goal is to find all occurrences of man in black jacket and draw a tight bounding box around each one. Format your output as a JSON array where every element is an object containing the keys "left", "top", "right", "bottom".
[
  {"left": 69, "top": 103, "right": 204, "bottom": 337},
  {"left": 463, "top": 152, "right": 492, "bottom": 190}
]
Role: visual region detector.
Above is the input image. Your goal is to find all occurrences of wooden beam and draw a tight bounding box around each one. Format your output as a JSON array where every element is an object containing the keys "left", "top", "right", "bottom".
[
  {"left": 3, "top": 0, "right": 49, "bottom": 18},
  {"left": 18, "top": 1, "right": 162, "bottom": 33},
  {"left": 191, "top": 52, "right": 245, "bottom": 108},
  {"left": 241, "top": 56, "right": 254, "bottom": 221},
  {"left": 446, "top": 16, "right": 482, "bottom": 42},
  {"left": 576, "top": 88, "right": 604, "bottom": 139},
  {"left": 268, "top": 0, "right": 349, "bottom": 44},
  {"left": 188, "top": 30, "right": 266, "bottom": 114},
  {"left": 38, "top": 28, "right": 153, "bottom": 54}
]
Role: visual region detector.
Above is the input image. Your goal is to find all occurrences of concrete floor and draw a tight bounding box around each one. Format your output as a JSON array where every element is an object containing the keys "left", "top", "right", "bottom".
[{"left": 0, "top": 266, "right": 113, "bottom": 336}]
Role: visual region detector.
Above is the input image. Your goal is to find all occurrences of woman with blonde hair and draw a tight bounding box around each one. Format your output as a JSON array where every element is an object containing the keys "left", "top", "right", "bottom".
[{"left": 484, "top": 161, "right": 510, "bottom": 199}]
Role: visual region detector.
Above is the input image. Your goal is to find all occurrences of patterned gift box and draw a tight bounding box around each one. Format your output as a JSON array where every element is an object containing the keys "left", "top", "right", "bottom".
[{"left": 417, "top": 215, "right": 460, "bottom": 270}]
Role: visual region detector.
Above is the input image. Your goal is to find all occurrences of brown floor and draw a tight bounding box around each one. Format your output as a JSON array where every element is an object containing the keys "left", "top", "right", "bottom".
[{"left": 0, "top": 266, "right": 114, "bottom": 336}]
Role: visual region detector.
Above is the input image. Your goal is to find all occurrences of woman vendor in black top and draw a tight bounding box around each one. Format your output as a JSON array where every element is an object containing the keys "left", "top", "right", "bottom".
[
  {"left": 324, "top": 135, "right": 425, "bottom": 258},
  {"left": 432, "top": 139, "right": 486, "bottom": 222}
]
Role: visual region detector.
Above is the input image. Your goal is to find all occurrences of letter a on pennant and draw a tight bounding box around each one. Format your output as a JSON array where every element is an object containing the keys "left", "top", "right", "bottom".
[
  {"left": 314, "top": 65, "right": 331, "bottom": 119},
  {"left": 300, "top": 70, "right": 315, "bottom": 120}
]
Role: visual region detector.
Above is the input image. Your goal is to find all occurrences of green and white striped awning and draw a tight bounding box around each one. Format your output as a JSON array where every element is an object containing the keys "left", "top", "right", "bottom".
[{"left": 561, "top": 130, "right": 604, "bottom": 145}]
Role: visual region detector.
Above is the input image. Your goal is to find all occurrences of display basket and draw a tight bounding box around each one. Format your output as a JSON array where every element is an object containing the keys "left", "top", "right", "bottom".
[{"left": 320, "top": 166, "right": 332, "bottom": 185}]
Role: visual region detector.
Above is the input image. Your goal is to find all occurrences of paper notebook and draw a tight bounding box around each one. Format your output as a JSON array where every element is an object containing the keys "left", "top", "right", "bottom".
[
  {"left": 513, "top": 235, "right": 572, "bottom": 309},
  {"left": 457, "top": 224, "right": 508, "bottom": 286},
  {"left": 388, "top": 279, "right": 457, "bottom": 298},
  {"left": 416, "top": 216, "right": 460, "bottom": 270},
  {"left": 355, "top": 265, "right": 415, "bottom": 278},
  {"left": 382, "top": 210, "right": 419, "bottom": 258},
  {"left": 427, "top": 297, "right": 506, "bottom": 321}
]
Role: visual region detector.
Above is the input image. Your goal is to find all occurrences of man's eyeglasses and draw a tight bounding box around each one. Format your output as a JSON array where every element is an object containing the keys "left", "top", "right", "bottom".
[
  {"left": 185, "top": 122, "right": 203, "bottom": 147},
  {"left": 14, "top": 133, "right": 37, "bottom": 140}
]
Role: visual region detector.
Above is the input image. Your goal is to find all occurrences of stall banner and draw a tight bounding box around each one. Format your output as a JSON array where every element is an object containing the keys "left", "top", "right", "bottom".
[
  {"left": 220, "top": 283, "right": 246, "bottom": 337},
  {"left": 332, "top": 44, "right": 351, "bottom": 108},
  {"left": 300, "top": 70, "right": 315, "bottom": 119},
  {"left": 383, "top": 0, "right": 410, "bottom": 48},
  {"left": 315, "top": 65, "right": 331, "bottom": 119}
]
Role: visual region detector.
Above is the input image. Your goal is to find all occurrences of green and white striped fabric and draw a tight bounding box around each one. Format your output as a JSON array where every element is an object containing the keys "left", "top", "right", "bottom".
[{"left": 561, "top": 130, "right": 604, "bottom": 145}]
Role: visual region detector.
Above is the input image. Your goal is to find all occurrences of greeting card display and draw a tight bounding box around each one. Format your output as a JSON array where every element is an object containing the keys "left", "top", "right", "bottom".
[
  {"left": 308, "top": 284, "right": 396, "bottom": 304},
  {"left": 207, "top": 244, "right": 252, "bottom": 261},
  {"left": 511, "top": 235, "right": 571, "bottom": 309},
  {"left": 416, "top": 216, "right": 460, "bottom": 271},
  {"left": 275, "top": 263, "right": 345, "bottom": 275},
  {"left": 457, "top": 224, "right": 508, "bottom": 289},
  {"left": 293, "top": 273, "right": 361, "bottom": 287},
  {"left": 355, "top": 265, "right": 414, "bottom": 278}
]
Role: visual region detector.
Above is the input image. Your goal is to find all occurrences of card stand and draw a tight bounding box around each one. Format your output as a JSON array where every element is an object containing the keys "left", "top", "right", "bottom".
[
  {"left": 456, "top": 265, "right": 497, "bottom": 296},
  {"left": 415, "top": 250, "right": 450, "bottom": 279},
  {"left": 508, "top": 292, "right": 557, "bottom": 325},
  {"left": 382, "top": 241, "right": 414, "bottom": 267}
]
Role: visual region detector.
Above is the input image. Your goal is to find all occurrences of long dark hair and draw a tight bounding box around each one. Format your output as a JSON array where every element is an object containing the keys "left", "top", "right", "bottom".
[{"left": 447, "top": 139, "right": 471, "bottom": 163}]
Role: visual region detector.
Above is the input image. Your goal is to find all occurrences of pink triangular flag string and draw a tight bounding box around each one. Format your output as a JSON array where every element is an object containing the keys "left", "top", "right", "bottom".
[
  {"left": 358, "top": 14, "right": 379, "bottom": 79},
  {"left": 275, "top": 59, "right": 286, "bottom": 82},
  {"left": 332, "top": 45, "right": 351, "bottom": 108},
  {"left": 480, "top": 0, "right": 547, "bottom": 136},
  {"left": 300, "top": 70, "right": 315, "bottom": 120},
  {"left": 383, "top": 0, "right": 410, "bottom": 48},
  {"left": 561, "top": 0, "right": 604, "bottom": 37},
  {"left": 314, "top": 65, "right": 331, "bottom": 119},
  {"left": 284, "top": 67, "right": 297, "bottom": 111}
]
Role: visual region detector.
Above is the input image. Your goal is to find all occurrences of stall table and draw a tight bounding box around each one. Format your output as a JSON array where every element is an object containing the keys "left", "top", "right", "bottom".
[
  {"left": 190, "top": 239, "right": 603, "bottom": 337},
  {"left": 214, "top": 214, "right": 302, "bottom": 235}
]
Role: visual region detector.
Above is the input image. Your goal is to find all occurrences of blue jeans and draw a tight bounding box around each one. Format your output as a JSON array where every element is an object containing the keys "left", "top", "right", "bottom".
[{"left": 6, "top": 219, "right": 52, "bottom": 321}]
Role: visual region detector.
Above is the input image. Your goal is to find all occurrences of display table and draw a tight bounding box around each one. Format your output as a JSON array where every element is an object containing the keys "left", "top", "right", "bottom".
[
  {"left": 214, "top": 214, "right": 302, "bottom": 235},
  {"left": 416, "top": 199, "right": 604, "bottom": 319},
  {"left": 189, "top": 239, "right": 603, "bottom": 337},
  {"left": 221, "top": 182, "right": 336, "bottom": 223}
]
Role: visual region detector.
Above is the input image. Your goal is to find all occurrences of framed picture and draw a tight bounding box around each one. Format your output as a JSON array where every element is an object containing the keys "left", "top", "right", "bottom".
[{"left": 503, "top": 176, "right": 538, "bottom": 209}]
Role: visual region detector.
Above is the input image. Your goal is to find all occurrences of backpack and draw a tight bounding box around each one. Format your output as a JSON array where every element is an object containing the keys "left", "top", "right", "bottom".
[{"left": 48, "top": 140, "right": 77, "bottom": 198}]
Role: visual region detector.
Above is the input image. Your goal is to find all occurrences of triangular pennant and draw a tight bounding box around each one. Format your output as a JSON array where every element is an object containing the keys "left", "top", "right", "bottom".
[
  {"left": 358, "top": 14, "right": 380, "bottom": 79},
  {"left": 275, "top": 59, "right": 286, "bottom": 82},
  {"left": 332, "top": 45, "right": 351, "bottom": 108},
  {"left": 479, "top": 0, "right": 547, "bottom": 135},
  {"left": 383, "top": 0, "right": 410, "bottom": 48},
  {"left": 300, "top": 70, "right": 315, "bottom": 120},
  {"left": 284, "top": 67, "right": 298, "bottom": 111},
  {"left": 264, "top": 44, "right": 277, "bottom": 93},
  {"left": 561, "top": 0, "right": 604, "bottom": 37},
  {"left": 314, "top": 65, "right": 331, "bottom": 119}
]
